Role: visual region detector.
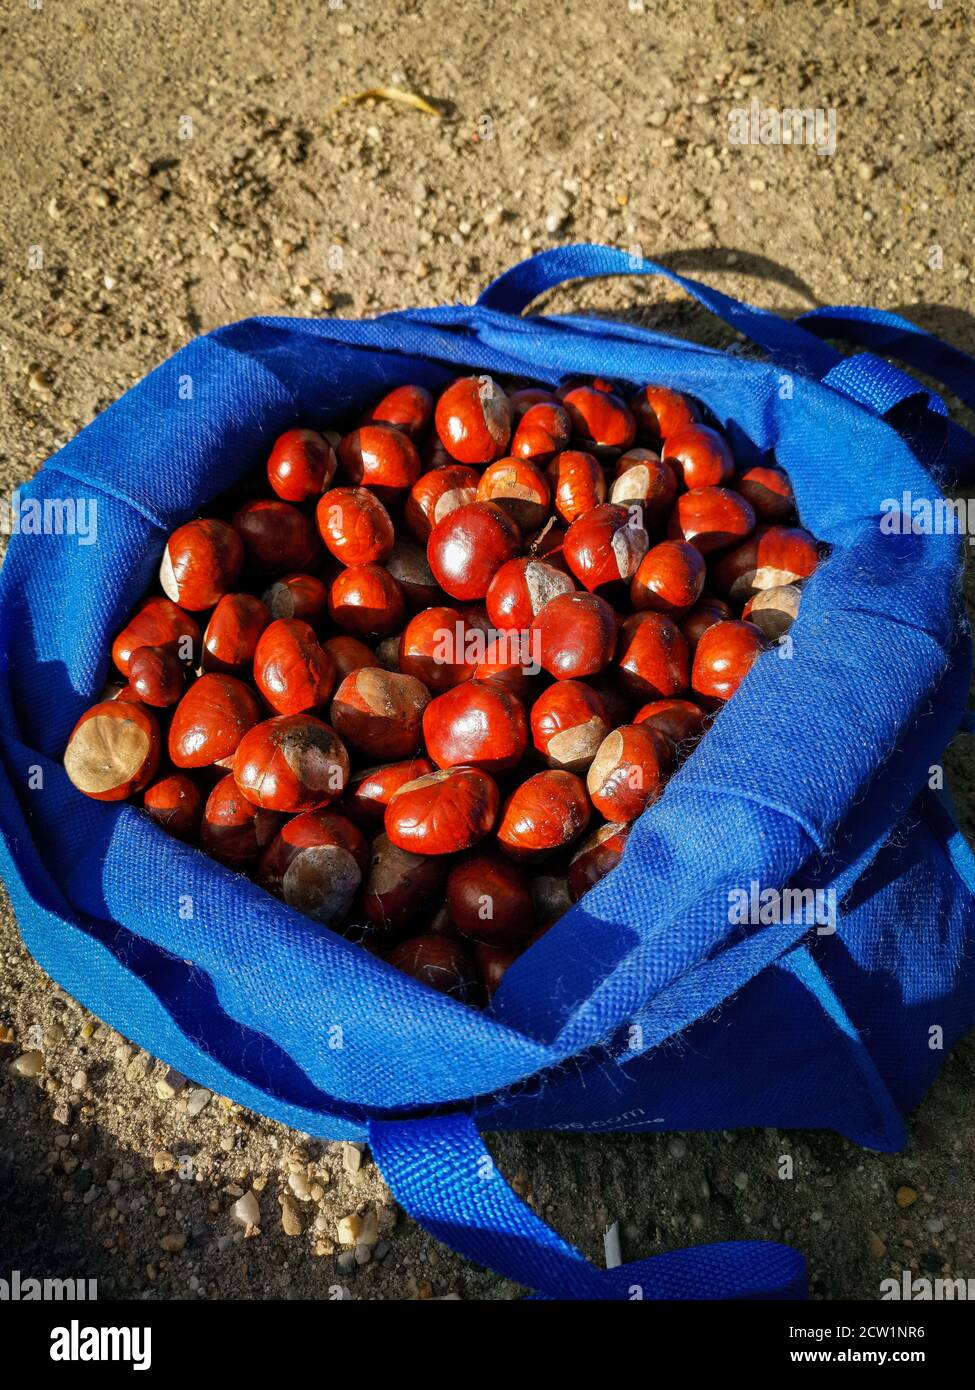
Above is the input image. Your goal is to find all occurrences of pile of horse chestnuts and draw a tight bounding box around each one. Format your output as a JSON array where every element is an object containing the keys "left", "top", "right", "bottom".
[{"left": 63, "top": 374, "right": 821, "bottom": 1006}]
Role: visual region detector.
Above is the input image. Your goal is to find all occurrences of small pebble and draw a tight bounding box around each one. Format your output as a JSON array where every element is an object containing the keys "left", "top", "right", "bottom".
[
  {"left": 288, "top": 1172, "right": 312, "bottom": 1201},
  {"left": 280, "top": 1197, "right": 301, "bottom": 1237},
  {"left": 159, "top": 1233, "right": 186, "bottom": 1254},
  {"left": 354, "top": 1243, "right": 371, "bottom": 1265},
  {"left": 337, "top": 1213, "right": 362, "bottom": 1245},
  {"left": 233, "top": 1191, "right": 261, "bottom": 1228},
  {"left": 70, "top": 1069, "right": 87, "bottom": 1092},
  {"left": 668, "top": 1138, "right": 687, "bottom": 1160},
  {"left": 868, "top": 1232, "right": 887, "bottom": 1258},
  {"left": 10, "top": 1050, "right": 44, "bottom": 1078},
  {"left": 336, "top": 1250, "right": 356, "bottom": 1275},
  {"left": 734, "top": 1171, "right": 748, "bottom": 1191},
  {"left": 342, "top": 1142, "right": 366, "bottom": 1175},
  {"left": 186, "top": 1087, "right": 211, "bottom": 1118},
  {"left": 896, "top": 1185, "right": 918, "bottom": 1209},
  {"left": 153, "top": 1150, "right": 176, "bottom": 1173}
]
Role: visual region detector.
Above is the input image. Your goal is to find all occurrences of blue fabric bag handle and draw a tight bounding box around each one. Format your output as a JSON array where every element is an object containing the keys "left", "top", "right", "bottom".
[
  {"left": 369, "top": 1114, "right": 807, "bottom": 1300},
  {"left": 477, "top": 243, "right": 975, "bottom": 479}
]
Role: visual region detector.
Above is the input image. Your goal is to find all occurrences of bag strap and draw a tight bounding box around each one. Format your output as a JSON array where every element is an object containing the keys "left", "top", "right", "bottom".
[
  {"left": 476, "top": 244, "right": 975, "bottom": 480},
  {"left": 369, "top": 1113, "right": 807, "bottom": 1300}
]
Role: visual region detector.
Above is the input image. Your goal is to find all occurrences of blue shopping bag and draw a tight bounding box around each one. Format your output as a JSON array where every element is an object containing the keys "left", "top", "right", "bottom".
[{"left": 2, "top": 244, "right": 975, "bottom": 1300}]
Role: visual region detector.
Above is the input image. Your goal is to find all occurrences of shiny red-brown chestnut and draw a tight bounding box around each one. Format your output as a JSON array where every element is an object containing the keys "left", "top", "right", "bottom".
[
  {"left": 257, "top": 809, "right": 369, "bottom": 924},
  {"left": 629, "top": 384, "right": 699, "bottom": 444},
  {"left": 742, "top": 583, "right": 802, "bottom": 640},
  {"left": 564, "top": 503, "right": 649, "bottom": 591},
  {"left": 64, "top": 699, "right": 161, "bottom": 801},
  {"left": 159, "top": 518, "right": 243, "bottom": 611},
  {"left": 321, "top": 635, "right": 382, "bottom": 683},
  {"left": 384, "top": 766, "right": 500, "bottom": 856},
  {"left": 568, "top": 821, "right": 632, "bottom": 901},
  {"left": 262, "top": 573, "right": 328, "bottom": 627},
  {"left": 486, "top": 556, "right": 575, "bottom": 632},
  {"left": 316, "top": 486, "right": 395, "bottom": 567},
  {"left": 404, "top": 465, "right": 480, "bottom": 542},
  {"left": 233, "top": 714, "right": 350, "bottom": 812},
  {"left": 168, "top": 673, "right": 263, "bottom": 769},
  {"left": 680, "top": 596, "right": 734, "bottom": 652},
  {"left": 365, "top": 383, "right": 434, "bottom": 440},
  {"left": 385, "top": 541, "right": 441, "bottom": 610},
  {"left": 475, "top": 944, "right": 519, "bottom": 1000},
  {"left": 253, "top": 618, "right": 336, "bottom": 716},
  {"left": 267, "top": 428, "right": 337, "bottom": 502},
  {"left": 338, "top": 424, "right": 421, "bottom": 503},
  {"left": 630, "top": 539, "right": 706, "bottom": 617},
  {"left": 201, "top": 774, "right": 280, "bottom": 867},
  {"left": 202, "top": 593, "right": 270, "bottom": 674},
  {"left": 533, "top": 591, "right": 617, "bottom": 681},
  {"left": 128, "top": 645, "right": 184, "bottom": 707},
  {"left": 663, "top": 424, "right": 735, "bottom": 490},
  {"left": 385, "top": 935, "right": 477, "bottom": 1001},
  {"left": 530, "top": 680, "right": 610, "bottom": 773},
  {"left": 361, "top": 833, "right": 447, "bottom": 931},
  {"left": 586, "top": 723, "right": 672, "bottom": 822},
  {"left": 434, "top": 374, "right": 512, "bottom": 465},
  {"left": 561, "top": 385, "right": 636, "bottom": 454},
  {"left": 476, "top": 457, "right": 551, "bottom": 532},
  {"left": 112, "top": 596, "right": 201, "bottom": 676},
  {"left": 633, "top": 697, "right": 708, "bottom": 752},
  {"left": 496, "top": 769, "right": 591, "bottom": 860},
  {"left": 330, "top": 668, "right": 430, "bottom": 760},
  {"left": 668, "top": 487, "right": 756, "bottom": 555},
  {"left": 398, "top": 606, "right": 474, "bottom": 693},
  {"left": 511, "top": 402, "right": 572, "bottom": 463},
  {"left": 691, "top": 619, "right": 767, "bottom": 706},
  {"left": 609, "top": 449, "right": 677, "bottom": 526},
  {"left": 233, "top": 499, "right": 321, "bottom": 574},
  {"left": 427, "top": 501, "right": 522, "bottom": 601},
  {"left": 615, "top": 611, "right": 690, "bottom": 700},
  {"left": 509, "top": 386, "right": 557, "bottom": 419},
  {"left": 142, "top": 771, "right": 203, "bottom": 841},
  {"left": 732, "top": 464, "right": 796, "bottom": 523},
  {"left": 711, "top": 525, "right": 819, "bottom": 603},
  {"left": 327, "top": 564, "right": 405, "bottom": 639},
  {"left": 344, "top": 758, "right": 436, "bottom": 827},
  {"left": 423, "top": 680, "right": 528, "bottom": 775},
  {"left": 446, "top": 850, "right": 535, "bottom": 948},
  {"left": 546, "top": 450, "right": 607, "bottom": 524},
  {"left": 472, "top": 634, "right": 541, "bottom": 698}
]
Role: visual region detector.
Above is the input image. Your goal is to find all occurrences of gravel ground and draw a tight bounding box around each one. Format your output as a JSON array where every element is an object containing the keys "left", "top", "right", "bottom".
[{"left": 2, "top": 0, "right": 975, "bottom": 1301}]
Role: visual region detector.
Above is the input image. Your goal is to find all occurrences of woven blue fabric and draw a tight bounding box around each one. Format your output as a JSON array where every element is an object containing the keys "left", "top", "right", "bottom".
[{"left": 1, "top": 244, "right": 974, "bottom": 1300}]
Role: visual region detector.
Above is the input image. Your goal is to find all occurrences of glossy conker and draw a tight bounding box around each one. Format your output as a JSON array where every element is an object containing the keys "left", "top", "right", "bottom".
[
  {"left": 568, "top": 821, "right": 632, "bottom": 901},
  {"left": 485, "top": 556, "right": 575, "bottom": 632},
  {"left": 405, "top": 464, "right": 480, "bottom": 542},
  {"left": 345, "top": 758, "right": 436, "bottom": 827},
  {"left": 327, "top": 564, "right": 405, "bottom": 639},
  {"left": 711, "top": 525, "right": 818, "bottom": 603},
  {"left": 691, "top": 619, "right": 767, "bottom": 706},
  {"left": 564, "top": 503, "right": 649, "bottom": 591},
  {"left": 384, "top": 766, "right": 500, "bottom": 855},
  {"left": 533, "top": 591, "right": 617, "bottom": 680},
  {"left": 159, "top": 518, "right": 243, "bottom": 611},
  {"left": 562, "top": 385, "right": 636, "bottom": 454},
  {"left": 427, "top": 501, "right": 522, "bottom": 601},
  {"left": 732, "top": 464, "right": 795, "bottom": 523},
  {"left": 680, "top": 596, "right": 734, "bottom": 652},
  {"left": 630, "top": 539, "right": 706, "bottom": 617},
  {"left": 257, "top": 809, "right": 369, "bottom": 924},
  {"left": 112, "top": 596, "right": 201, "bottom": 676},
  {"left": 668, "top": 487, "right": 755, "bottom": 555},
  {"left": 142, "top": 771, "right": 203, "bottom": 841},
  {"left": 633, "top": 697, "right": 708, "bottom": 752},
  {"left": 330, "top": 668, "right": 430, "bottom": 760},
  {"left": 742, "top": 583, "right": 802, "bottom": 640},
  {"left": 168, "top": 673, "right": 263, "bottom": 769},
  {"left": 546, "top": 450, "right": 606, "bottom": 524},
  {"left": 446, "top": 850, "right": 534, "bottom": 947},
  {"left": 530, "top": 680, "right": 610, "bottom": 773},
  {"left": 64, "top": 699, "right": 161, "bottom": 802},
  {"left": 253, "top": 618, "right": 336, "bottom": 716},
  {"left": 316, "top": 486, "right": 395, "bottom": 567},
  {"left": 615, "top": 611, "right": 690, "bottom": 700},
  {"left": 233, "top": 499, "right": 321, "bottom": 574},
  {"left": 128, "top": 645, "right": 184, "bottom": 707},
  {"left": 496, "top": 769, "right": 591, "bottom": 860},
  {"left": 398, "top": 606, "right": 474, "bottom": 693},
  {"left": 586, "top": 723, "right": 672, "bottom": 822},
  {"left": 201, "top": 774, "right": 281, "bottom": 867},
  {"left": 511, "top": 402, "right": 572, "bottom": 463},
  {"left": 663, "top": 424, "right": 734, "bottom": 490},
  {"left": 337, "top": 424, "right": 421, "bottom": 503},
  {"left": 267, "top": 428, "right": 337, "bottom": 502},
  {"left": 434, "top": 375, "right": 512, "bottom": 465},
  {"left": 476, "top": 457, "right": 551, "bottom": 532},
  {"left": 629, "top": 384, "right": 699, "bottom": 444},
  {"left": 262, "top": 573, "right": 328, "bottom": 627},
  {"left": 361, "top": 832, "right": 446, "bottom": 931},
  {"left": 423, "top": 680, "right": 528, "bottom": 774},
  {"left": 609, "top": 449, "right": 677, "bottom": 526},
  {"left": 233, "top": 714, "right": 350, "bottom": 813},
  {"left": 202, "top": 593, "right": 270, "bottom": 674},
  {"left": 385, "top": 935, "right": 477, "bottom": 1001},
  {"left": 365, "top": 383, "right": 433, "bottom": 440}
]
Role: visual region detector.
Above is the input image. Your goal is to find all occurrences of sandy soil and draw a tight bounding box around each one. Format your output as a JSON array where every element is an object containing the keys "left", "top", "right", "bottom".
[{"left": 1, "top": 0, "right": 975, "bottom": 1301}]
